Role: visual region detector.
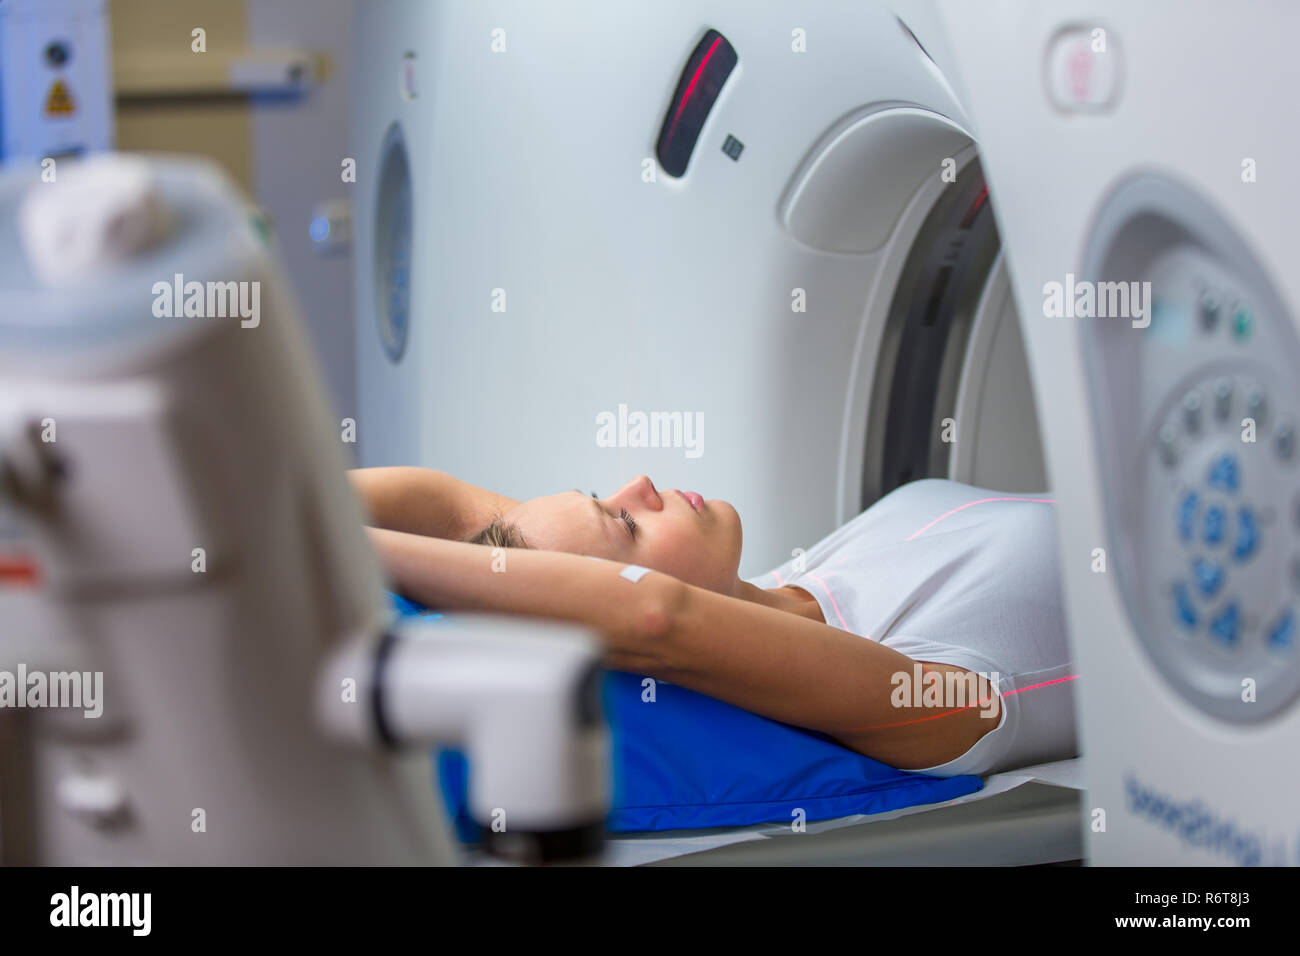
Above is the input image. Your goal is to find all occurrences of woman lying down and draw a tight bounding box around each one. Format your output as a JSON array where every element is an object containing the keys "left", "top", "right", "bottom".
[{"left": 349, "top": 468, "right": 1078, "bottom": 777}]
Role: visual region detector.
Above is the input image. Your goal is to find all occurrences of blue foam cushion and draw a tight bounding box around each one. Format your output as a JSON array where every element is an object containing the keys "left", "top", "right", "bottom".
[
  {"left": 387, "top": 592, "right": 983, "bottom": 835},
  {"left": 388, "top": 591, "right": 441, "bottom": 618}
]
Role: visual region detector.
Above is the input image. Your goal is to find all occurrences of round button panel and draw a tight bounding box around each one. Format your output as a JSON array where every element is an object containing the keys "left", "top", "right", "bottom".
[
  {"left": 1147, "top": 340, "right": 1300, "bottom": 718},
  {"left": 1082, "top": 174, "right": 1300, "bottom": 725}
]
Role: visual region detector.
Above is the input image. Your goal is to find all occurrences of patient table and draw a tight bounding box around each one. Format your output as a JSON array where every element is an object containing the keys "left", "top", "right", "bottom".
[{"left": 464, "top": 758, "right": 1085, "bottom": 866}]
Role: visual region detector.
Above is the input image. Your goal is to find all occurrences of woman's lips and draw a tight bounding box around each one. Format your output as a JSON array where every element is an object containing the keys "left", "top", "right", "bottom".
[{"left": 677, "top": 490, "right": 704, "bottom": 513}]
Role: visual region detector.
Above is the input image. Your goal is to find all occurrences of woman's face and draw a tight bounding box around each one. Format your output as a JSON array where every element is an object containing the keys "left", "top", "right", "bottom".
[{"left": 502, "top": 474, "right": 744, "bottom": 594}]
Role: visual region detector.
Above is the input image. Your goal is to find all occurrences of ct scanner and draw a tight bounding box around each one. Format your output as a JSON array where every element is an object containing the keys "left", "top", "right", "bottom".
[
  {"left": 352, "top": 0, "right": 1047, "bottom": 580},
  {"left": 0, "top": 0, "right": 1071, "bottom": 870}
]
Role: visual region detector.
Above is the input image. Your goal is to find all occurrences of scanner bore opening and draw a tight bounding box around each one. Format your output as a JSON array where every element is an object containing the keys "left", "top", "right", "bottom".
[{"left": 862, "top": 161, "right": 1002, "bottom": 509}]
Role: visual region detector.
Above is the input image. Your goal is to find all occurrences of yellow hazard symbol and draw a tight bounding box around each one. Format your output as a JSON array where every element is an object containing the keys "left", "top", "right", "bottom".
[{"left": 45, "top": 79, "right": 76, "bottom": 117}]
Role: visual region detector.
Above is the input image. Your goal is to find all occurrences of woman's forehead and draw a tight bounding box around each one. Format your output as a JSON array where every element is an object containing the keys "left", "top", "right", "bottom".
[{"left": 508, "top": 492, "right": 611, "bottom": 553}]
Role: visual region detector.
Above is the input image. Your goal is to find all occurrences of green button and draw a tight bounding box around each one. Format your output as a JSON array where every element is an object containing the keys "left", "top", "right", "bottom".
[
  {"left": 249, "top": 211, "right": 273, "bottom": 248},
  {"left": 1233, "top": 307, "right": 1252, "bottom": 340}
]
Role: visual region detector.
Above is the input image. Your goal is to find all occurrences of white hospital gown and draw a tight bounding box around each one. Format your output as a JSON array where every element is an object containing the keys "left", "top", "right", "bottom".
[{"left": 745, "top": 478, "right": 1078, "bottom": 776}]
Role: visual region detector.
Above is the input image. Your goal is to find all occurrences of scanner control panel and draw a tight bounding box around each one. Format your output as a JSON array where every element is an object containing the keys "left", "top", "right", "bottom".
[{"left": 1083, "top": 175, "right": 1300, "bottom": 722}]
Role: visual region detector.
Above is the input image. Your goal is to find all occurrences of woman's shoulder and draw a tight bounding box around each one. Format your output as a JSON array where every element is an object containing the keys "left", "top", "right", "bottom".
[
  {"left": 744, "top": 479, "right": 1055, "bottom": 584},
  {"left": 883, "top": 478, "right": 1056, "bottom": 515},
  {"left": 858, "top": 478, "right": 983, "bottom": 523},
  {"left": 846, "top": 479, "right": 1058, "bottom": 552}
]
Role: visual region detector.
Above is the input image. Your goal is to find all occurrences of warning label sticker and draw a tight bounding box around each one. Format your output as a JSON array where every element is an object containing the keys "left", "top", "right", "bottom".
[{"left": 44, "top": 79, "right": 76, "bottom": 116}]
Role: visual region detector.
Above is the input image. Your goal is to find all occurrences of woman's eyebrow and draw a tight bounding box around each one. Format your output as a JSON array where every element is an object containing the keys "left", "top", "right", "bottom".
[{"left": 572, "top": 489, "right": 610, "bottom": 526}]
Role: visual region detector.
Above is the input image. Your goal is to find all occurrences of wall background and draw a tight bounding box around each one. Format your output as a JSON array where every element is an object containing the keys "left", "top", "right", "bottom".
[{"left": 110, "top": 0, "right": 357, "bottom": 443}]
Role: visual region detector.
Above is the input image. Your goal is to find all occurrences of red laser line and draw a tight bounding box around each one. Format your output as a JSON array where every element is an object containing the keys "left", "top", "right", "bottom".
[
  {"left": 905, "top": 496, "right": 1056, "bottom": 541},
  {"left": 843, "top": 673, "right": 1080, "bottom": 734},
  {"left": 1003, "top": 674, "right": 1079, "bottom": 697},
  {"left": 799, "top": 572, "right": 850, "bottom": 631}
]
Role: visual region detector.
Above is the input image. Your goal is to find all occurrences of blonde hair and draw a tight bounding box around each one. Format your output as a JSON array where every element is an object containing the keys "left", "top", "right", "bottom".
[{"left": 465, "top": 515, "right": 529, "bottom": 549}]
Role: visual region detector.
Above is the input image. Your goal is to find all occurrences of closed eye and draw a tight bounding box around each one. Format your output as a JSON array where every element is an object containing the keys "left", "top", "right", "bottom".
[{"left": 578, "top": 489, "right": 635, "bottom": 539}]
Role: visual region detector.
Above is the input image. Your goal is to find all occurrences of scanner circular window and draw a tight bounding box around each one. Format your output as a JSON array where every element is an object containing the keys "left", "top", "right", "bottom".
[{"left": 375, "top": 124, "right": 412, "bottom": 363}]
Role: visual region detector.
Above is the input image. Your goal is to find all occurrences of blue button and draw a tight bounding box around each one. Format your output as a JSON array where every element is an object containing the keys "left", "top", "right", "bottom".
[
  {"left": 1210, "top": 602, "right": 1240, "bottom": 646},
  {"left": 1233, "top": 507, "right": 1259, "bottom": 561},
  {"left": 1177, "top": 491, "right": 1199, "bottom": 543},
  {"left": 1268, "top": 610, "right": 1294, "bottom": 651},
  {"left": 1207, "top": 453, "right": 1240, "bottom": 493},
  {"left": 1191, "top": 557, "right": 1224, "bottom": 598},
  {"left": 1204, "top": 505, "right": 1227, "bottom": 546},
  {"left": 1173, "top": 581, "right": 1198, "bottom": 630}
]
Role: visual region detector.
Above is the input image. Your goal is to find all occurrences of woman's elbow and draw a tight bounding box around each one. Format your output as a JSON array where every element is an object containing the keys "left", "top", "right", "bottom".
[{"left": 605, "top": 574, "right": 689, "bottom": 675}]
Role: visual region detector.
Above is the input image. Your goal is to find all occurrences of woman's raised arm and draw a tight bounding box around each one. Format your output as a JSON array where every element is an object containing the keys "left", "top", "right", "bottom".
[
  {"left": 348, "top": 467, "right": 520, "bottom": 541},
  {"left": 366, "top": 527, "right": 679, "bottom": 676},
  {"left": 367, "top": 528, "right": 999, "bottom": 770}
]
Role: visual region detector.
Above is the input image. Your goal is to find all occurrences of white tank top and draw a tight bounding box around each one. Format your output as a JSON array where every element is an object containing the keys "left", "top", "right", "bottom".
[{"left": 746, "top": 478, "right": 1078, "bottom": 776}]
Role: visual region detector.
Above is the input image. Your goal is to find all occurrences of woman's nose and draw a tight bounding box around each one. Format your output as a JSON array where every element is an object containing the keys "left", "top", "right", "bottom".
[{"left": 614, "top": 474, "right": 662, "bottom": 511}]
